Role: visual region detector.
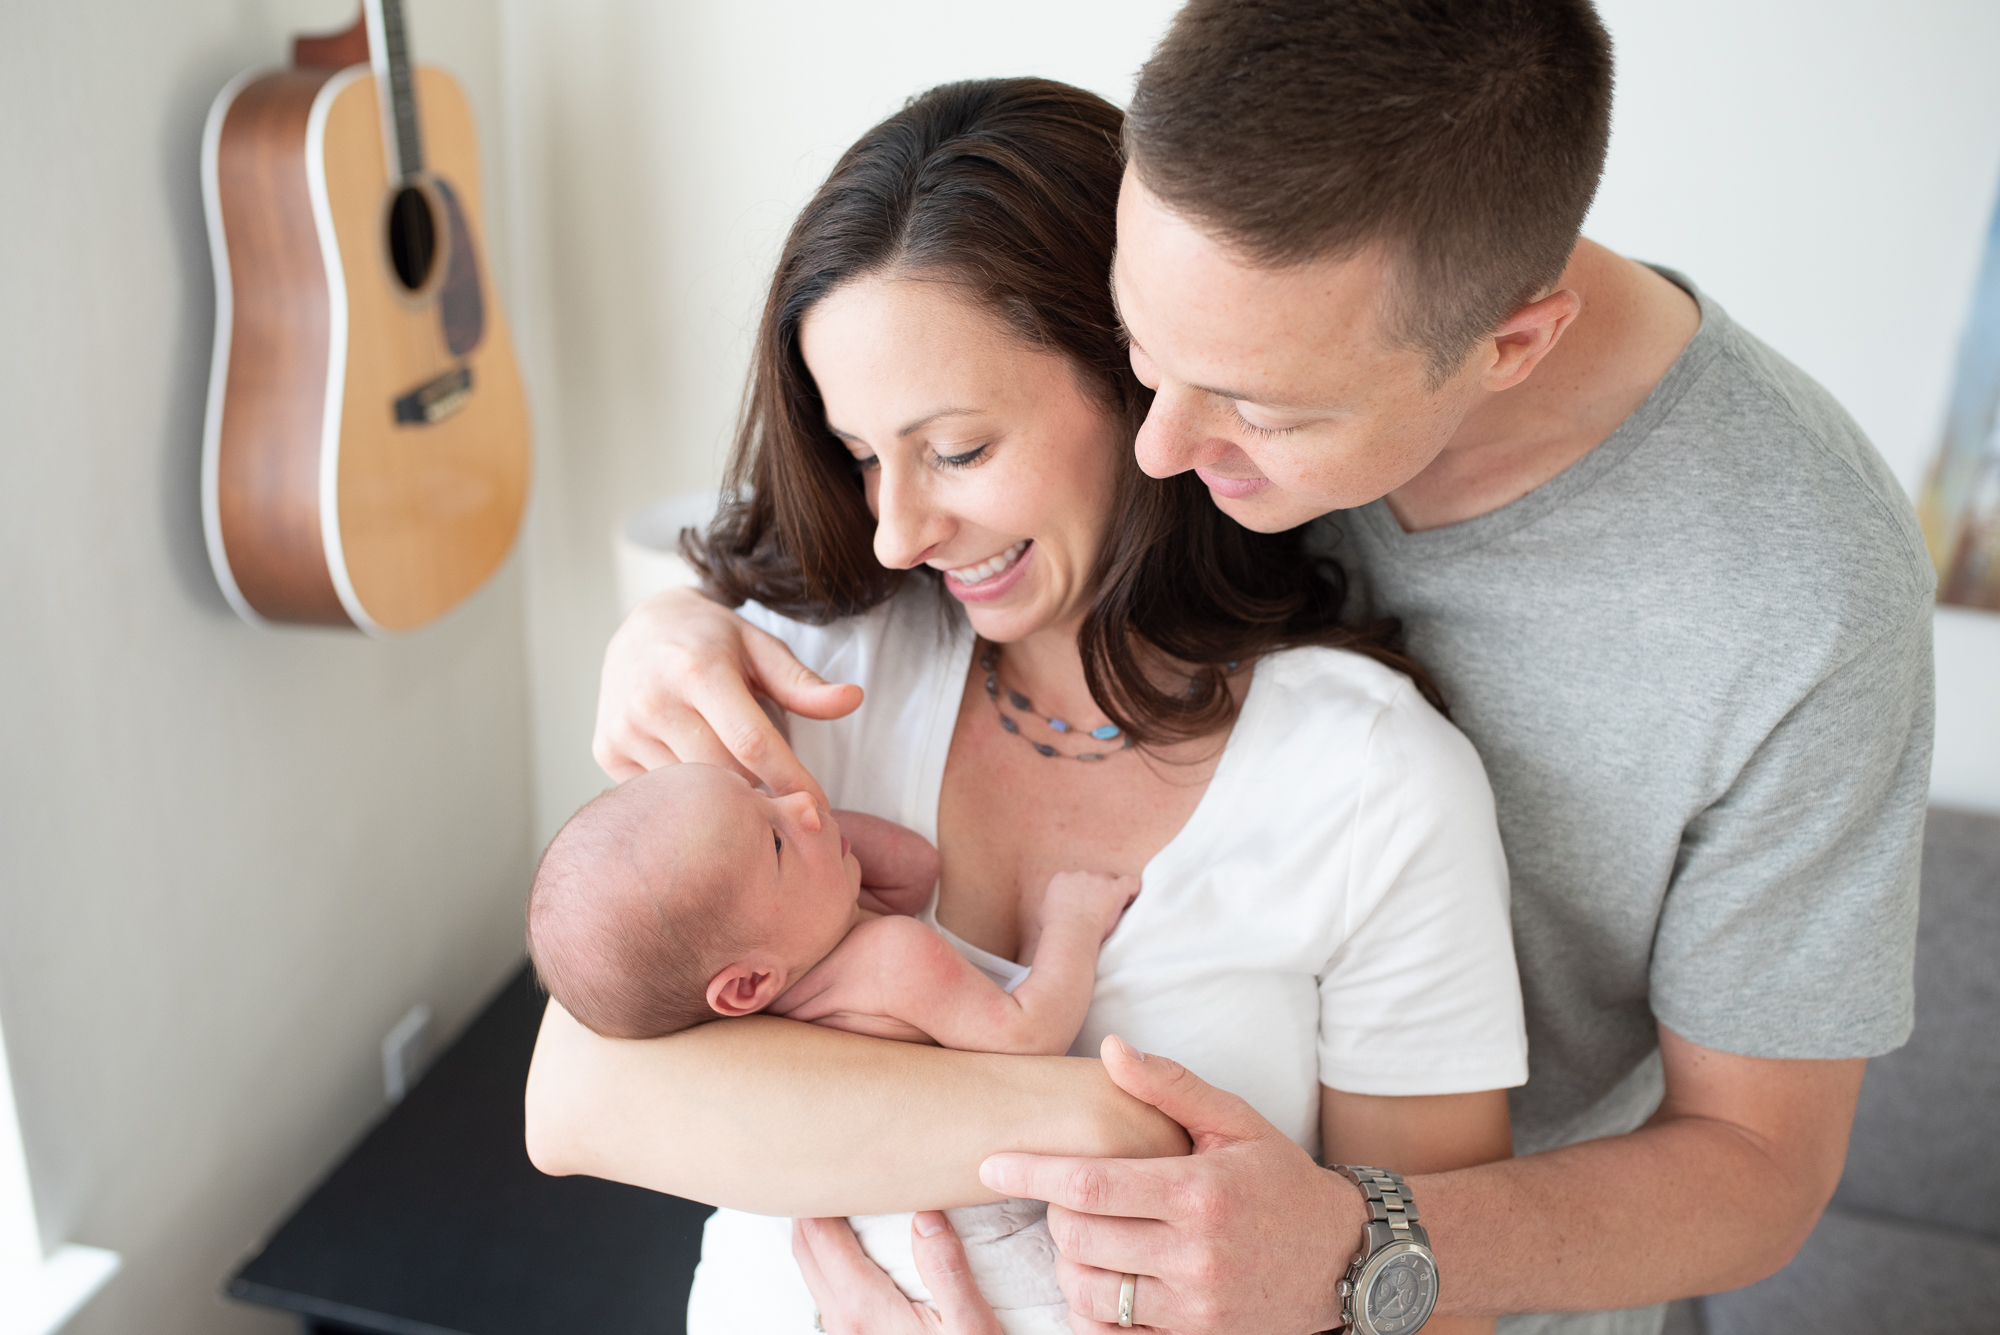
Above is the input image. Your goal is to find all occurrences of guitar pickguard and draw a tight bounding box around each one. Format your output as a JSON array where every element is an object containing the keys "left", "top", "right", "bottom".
[{"left": 434, "top": 178, "right": 484, "bottom": 357}]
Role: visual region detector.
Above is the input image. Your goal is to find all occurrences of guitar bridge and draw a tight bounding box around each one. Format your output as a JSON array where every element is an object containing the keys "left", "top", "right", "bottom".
[{"left": 394, "top": 366, "right": 473, "bottom": 425}]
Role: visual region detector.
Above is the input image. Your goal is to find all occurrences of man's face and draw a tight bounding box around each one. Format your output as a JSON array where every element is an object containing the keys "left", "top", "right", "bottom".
[{"left": 1113, "top": 166, "right": 1485, "bottom": 532}]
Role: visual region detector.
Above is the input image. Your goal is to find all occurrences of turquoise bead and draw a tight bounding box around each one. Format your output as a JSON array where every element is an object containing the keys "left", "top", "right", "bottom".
[{"left": 1090, "top": 724, "right": 1121, "bottom": 741}]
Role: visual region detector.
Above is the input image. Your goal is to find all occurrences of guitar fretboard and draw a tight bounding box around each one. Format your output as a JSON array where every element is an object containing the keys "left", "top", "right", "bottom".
[{"left": 367, "top": 0, "right": 424, "bottom": 180}]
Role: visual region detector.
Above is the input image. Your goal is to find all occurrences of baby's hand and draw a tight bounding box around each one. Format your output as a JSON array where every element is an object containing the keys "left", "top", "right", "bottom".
[
  {"left": 1039, "top": 871, "right": 1140, "bottom": 942},
  {"left": 833, "top": 810, "right": 939, "bottom": 917}
]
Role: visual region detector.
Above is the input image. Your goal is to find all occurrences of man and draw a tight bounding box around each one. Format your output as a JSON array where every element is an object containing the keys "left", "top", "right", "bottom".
[{"left": 589, "top": 3, "right": 1932, "bottom": 1331}]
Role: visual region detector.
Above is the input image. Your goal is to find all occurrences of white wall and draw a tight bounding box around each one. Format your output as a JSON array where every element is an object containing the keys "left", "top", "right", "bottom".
[
  {"left": 1587, "top": 0, "right": 2000, "bottom": 811},
  {"left": 508, "top": 0, "right": 2000, "bottom": 829},
  {"left": 0, "top": 3, "right": 535, "bottom": 1332}
]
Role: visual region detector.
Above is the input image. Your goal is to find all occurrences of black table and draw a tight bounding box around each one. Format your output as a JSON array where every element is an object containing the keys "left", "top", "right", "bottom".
[{"left": 227, "top": 963, "right": 716, "bottom": 1334}]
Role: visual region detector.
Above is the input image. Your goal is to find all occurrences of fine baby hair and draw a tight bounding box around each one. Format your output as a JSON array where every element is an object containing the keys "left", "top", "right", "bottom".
[{"left": 527, "top": 766, "right": 753, "bottom": 1040}]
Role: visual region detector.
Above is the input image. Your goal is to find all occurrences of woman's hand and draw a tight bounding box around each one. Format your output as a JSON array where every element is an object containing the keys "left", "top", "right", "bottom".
[
  {"left": 792, "top": 1213, "right": 1003, "bottom": 1335},
  {"left": 593, "top": 586, "right": 864, "bottom": 798}
]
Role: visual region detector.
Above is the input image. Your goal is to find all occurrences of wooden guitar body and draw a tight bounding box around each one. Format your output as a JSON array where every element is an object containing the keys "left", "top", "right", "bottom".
[{"left": 202, "top": 34, "right": 529, "bottom": 633}]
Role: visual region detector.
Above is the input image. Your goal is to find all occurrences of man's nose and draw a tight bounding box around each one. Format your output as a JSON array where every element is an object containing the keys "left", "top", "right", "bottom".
[{"left": 1134, "top": 382, "right": 1220, "bottom": 479}]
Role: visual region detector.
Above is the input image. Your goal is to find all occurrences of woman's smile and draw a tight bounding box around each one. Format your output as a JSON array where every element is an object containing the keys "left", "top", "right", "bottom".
[
  {"left": 800, "top": 274, "right": 1124, "bottom": 645},
  {"left": 938, "top": 539, "right": 1032, "bottom": 601}
]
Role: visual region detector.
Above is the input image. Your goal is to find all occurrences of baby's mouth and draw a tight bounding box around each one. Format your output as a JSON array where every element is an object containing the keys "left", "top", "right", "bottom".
[
  {"left": 840, "top": 834, "right": 851, "bottom": 858},
  {"left": 942, "top": 540, "right": 1030, "bottom": 588}
]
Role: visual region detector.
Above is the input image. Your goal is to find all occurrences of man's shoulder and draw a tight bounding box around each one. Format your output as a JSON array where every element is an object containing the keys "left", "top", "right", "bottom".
[{"left": 1648, "top": 301, "right": 1935, "bottom": 614}]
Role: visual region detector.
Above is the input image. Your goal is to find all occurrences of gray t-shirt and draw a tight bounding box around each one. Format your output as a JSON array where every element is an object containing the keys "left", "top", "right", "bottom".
[{"left": 1318, "top": 272, "right": 1934, "bottom": 1335}]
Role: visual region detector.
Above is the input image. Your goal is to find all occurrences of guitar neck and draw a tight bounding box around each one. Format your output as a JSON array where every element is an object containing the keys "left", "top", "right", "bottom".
[{"left": 364, "top": 0, "right": 423, "bottom": 180}]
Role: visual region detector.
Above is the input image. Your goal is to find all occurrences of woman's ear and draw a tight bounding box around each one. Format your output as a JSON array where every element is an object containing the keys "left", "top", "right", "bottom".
[{"left": 706, "top": 954, "right": 792, "bottom": 1017}]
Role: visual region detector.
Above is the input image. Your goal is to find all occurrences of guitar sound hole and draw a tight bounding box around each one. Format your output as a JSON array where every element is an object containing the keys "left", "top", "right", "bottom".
[{"left": 387, "top": 185, "right": 437, "bottom": 291}]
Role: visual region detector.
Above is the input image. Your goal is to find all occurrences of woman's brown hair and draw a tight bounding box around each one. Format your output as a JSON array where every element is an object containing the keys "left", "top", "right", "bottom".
[{"left": 690, "top": 77, "right": 1439, "bottom": 744}]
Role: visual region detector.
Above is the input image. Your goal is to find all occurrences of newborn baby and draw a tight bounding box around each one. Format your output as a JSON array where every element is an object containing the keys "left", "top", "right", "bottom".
[{"left": 527, "top": 762, "right": 1136, "bottom": 1335}]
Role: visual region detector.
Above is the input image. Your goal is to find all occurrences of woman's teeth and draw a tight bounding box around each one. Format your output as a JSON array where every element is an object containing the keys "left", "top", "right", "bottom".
[{"left": 945, "top": 540, "right": 1028, "bottom": 586}]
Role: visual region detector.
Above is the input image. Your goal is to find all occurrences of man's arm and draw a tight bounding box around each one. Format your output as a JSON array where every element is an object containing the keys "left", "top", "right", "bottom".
[
  {"left": 1417, "top": 1026, "right": 1862, "bottom": 1315},
  {"left": 523, "top": 999, "right": 1190, "bottom": 1218},
  {"left": 986, "top": 1029, "right": 1862, "bottom": 1331}
]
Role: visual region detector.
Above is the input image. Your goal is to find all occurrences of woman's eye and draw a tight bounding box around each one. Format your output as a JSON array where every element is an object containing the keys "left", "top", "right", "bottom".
[
  {"left": 934, "top": 444, "right": 990, "bottom": 470},
  {"left": 850, "top": 454, "right": 879, "bottom": 473}
]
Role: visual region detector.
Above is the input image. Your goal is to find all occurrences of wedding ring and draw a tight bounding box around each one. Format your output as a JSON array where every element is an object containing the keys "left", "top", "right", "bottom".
[{"left": 1118, "top": 1272, "right": 1137, "bottom": 1327}]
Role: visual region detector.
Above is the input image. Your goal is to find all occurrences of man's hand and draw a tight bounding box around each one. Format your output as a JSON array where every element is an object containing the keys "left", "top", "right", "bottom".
[
  {"left": 980, "top": 1037, "right": 1358, "bottom": 1334},
  {"left": 593, "top": 586, "right": 862, "bottom": 798},
  {"left": 792, "top": 1213, "right": 1003, "bottom": 1335}
]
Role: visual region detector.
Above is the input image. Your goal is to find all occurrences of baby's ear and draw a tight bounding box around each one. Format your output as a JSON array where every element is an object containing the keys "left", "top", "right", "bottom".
[{"left": 706, "top": 956, "right": 790, "bottom": 1017}]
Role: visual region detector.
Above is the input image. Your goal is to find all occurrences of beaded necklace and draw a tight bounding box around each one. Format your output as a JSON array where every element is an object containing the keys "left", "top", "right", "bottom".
[{"left": 979, "top": 643, "right": 1132, "bottom": 762}]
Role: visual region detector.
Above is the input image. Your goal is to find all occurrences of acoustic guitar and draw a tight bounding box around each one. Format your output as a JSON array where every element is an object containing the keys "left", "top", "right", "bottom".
[{"left": 201, "top": 0, "right": 530, "bottom": 633}]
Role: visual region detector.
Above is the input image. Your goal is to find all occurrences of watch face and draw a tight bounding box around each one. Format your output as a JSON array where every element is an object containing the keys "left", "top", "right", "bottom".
[{"left": 1364, "top": 1251, "right": 1437, "bottom": 1335}]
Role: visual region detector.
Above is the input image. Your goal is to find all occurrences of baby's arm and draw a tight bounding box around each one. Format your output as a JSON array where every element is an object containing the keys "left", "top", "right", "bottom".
[
  {"left": 832, "top": 809, "right": 938, "bottom": 917},
  {"left": 781, "top": 873, "right": 1137, "bottom": 1057}
]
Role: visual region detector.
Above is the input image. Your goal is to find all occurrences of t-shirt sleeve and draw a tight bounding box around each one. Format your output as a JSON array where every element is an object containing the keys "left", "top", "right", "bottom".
[
  {"left": 1649, "top": 599, "right": 1932, "bottom": 1059},
  {"left": 1316, "top": 685, "right": 1530, "bottom": 1096}
]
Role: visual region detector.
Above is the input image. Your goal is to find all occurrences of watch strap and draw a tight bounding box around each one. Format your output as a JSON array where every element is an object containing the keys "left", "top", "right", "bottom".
[{"left": 1334, "top": 1165, "right": 1432, "bottom": 1250}]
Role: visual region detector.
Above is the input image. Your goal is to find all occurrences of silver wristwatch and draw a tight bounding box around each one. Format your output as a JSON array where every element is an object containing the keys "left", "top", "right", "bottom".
[{"left": 1329, "top": 1165, "right": 1438, "bottom": 1335}]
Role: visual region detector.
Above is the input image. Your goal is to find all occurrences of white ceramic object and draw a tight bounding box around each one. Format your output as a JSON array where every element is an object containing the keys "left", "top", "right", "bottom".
[{"left": 613, "top": 491, "right": 722, "bottom": 616}]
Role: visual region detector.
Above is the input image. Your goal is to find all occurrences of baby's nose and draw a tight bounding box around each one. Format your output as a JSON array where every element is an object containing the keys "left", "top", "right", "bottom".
[{"left": 781, "top": 791, "right": 823, "bottom": 832}]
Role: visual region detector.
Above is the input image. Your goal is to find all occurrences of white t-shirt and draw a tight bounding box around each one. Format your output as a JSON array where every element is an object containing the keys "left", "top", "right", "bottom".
[{"left": 686, "top": 581, "right": 1527, "bottom": 1334}]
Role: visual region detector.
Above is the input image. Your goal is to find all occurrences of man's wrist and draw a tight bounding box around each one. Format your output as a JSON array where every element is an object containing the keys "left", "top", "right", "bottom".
[
  {"left": 1316, "top": 1162, "right": 1369, "bottom": 1329},
  {"left": 1326, "top": 1166, "right": 1441, "bottom": 1335}
]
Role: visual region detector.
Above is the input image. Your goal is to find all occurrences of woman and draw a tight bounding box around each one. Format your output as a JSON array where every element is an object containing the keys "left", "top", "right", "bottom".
[{"left": 527, "top": 78, "right": 1524, "bottom": 1334}]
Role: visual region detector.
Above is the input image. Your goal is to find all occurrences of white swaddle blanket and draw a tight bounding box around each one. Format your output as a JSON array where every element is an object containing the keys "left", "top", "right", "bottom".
[{"left": 850, "top": 1199, "right": 1068, "bottom": 1335}]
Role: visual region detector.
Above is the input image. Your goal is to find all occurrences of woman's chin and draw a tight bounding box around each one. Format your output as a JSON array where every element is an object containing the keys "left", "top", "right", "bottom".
[{"left": 966, "top": 603, "right": 1086, "bottom": 649}]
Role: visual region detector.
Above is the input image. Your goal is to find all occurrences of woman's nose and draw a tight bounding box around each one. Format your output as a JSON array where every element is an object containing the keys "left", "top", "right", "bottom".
[{"left": 871, "top": 463, "right": 951, "bottom": 570}]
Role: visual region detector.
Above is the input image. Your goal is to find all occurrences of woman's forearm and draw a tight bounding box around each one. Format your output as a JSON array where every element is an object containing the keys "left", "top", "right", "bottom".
[{"left": 525, "top": 1000, "right": 1189, "bottom": 1216}]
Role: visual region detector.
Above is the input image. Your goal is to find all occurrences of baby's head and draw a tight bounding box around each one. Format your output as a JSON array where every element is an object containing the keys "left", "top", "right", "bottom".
[{"left": 528, "top": 763, "right": 862, "bottom": 1039}]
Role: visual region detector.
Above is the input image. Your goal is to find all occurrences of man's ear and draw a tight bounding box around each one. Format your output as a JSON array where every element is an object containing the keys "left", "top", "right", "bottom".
[
  {"left": 1483, "top": 287, "right": 1581, "bottom": 392},
  {"left": 706, "top": 953, "right": 792, "bottom": 1017}
]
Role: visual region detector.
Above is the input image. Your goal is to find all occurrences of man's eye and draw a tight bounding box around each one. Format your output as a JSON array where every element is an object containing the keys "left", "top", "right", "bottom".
[{"left": 1233, "top": 409, "right": 1302, "bottom": 439}]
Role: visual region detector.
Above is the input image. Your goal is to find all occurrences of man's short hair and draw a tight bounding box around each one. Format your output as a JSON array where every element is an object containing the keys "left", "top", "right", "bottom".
[{"left": 1128, "top": 0, "right": 1615, "bottom": 382}]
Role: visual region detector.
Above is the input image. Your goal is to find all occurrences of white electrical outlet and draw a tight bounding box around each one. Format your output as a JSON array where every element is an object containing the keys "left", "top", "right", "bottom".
[{"left": 381, "top": 1005, "right": 433, "bottom": 1104}]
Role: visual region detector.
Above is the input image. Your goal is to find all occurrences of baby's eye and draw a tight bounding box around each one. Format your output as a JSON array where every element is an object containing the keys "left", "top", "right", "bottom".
[{"left": 773, "top": 831, "right": 783, "bottom": 857}]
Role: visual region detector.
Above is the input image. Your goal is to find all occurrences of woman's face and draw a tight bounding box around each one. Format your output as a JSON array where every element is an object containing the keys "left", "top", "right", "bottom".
[{"left": 799, "top": 274, "right": 1126, "bottom": 646}]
